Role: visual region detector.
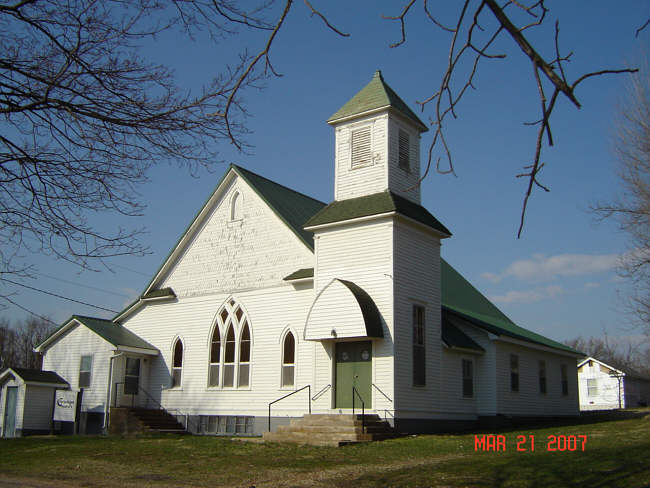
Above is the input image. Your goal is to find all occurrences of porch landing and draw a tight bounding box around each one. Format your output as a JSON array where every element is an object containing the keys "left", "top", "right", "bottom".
[{"left": 262, "top": 413, "right": 398, "bottom": 447}]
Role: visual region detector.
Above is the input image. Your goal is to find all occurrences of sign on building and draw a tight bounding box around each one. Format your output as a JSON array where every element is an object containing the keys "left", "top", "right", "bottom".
[{"left": 53, "top": 390, "right": 77, "bottom": 422}]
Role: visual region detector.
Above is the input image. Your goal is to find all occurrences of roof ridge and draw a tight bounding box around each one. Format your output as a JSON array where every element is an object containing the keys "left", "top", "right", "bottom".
[{"left": 232, "top": 164, "right": 326, "bottom": 206}]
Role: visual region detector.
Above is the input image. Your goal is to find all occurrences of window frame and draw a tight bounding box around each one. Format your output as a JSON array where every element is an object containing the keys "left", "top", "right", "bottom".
[
  {"left": 208, "top": 323, "right": 221, "bottom": 388},
  {"left": 510, "top": 354, "right": 519, "bottom": 392},
  {"left": 538, "top": 359, "right": 547, "bottom": 394},
  {"left": 281, "top": 330, "right": 296, "bottom": 389},
  {"left": 349, "top": 124, "right": 373, "bottom": 169},
  {"left": 587, "top": 378, "right": 598, "bottom": 397},
  {"left": 171, "top": 337, "right": 184, "bottom": 388},
  {"left": 230, "top": 190, "right": 243, "bottom": 221},
  {"left": 412, "top": 304, "right": 426, "bottom": 387},
  {"left": 210, "top": 298, "right": 252, "bottom": 390},
  {"left": 78, "top": 354, "right": 93, "bottom": 389},
  {"left": 462, "top": 358, "right": 473, "bottom": 398},
  {"left": 561, "top": 364, "right": 569, "bottom": 396}
]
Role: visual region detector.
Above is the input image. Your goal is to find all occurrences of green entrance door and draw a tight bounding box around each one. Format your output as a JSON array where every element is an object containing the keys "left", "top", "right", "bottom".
[
  {"left": 335, "top": 341, "right": 372, "bottom": 409},
  {"left": 3, "top": 386, "right": 18, "bottom": 438}
]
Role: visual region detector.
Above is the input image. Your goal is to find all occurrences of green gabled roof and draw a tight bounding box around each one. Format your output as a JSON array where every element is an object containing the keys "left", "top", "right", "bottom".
[
  {"left": 283, "top": 268, "right": 315, "bottom": 281},
  {"left": 38, "top": 315, "right": 157, "bottom": 352},
  {"left": 74, "top": 315, "right": 157, "bottom": 351},
  {"left": 328, "top": 71, "right": 428, "bottom": 132},
  {"left": 304, "top": 190, "right": 451, "bottom": 236},
  {"left": 440, "top": 260, "right": 579, "bottom": 354},
  {"left": 234, "top": 165, "right": 326, "bottom": 250},
  {"left": 441, "top": 313, "right": 485, "bottom": 352}
]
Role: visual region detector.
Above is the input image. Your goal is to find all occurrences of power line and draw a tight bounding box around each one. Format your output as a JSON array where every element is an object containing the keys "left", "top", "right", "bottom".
[
  {"left": 34, "top": 272, "right": 131, "bottom": 298},
  {"left": 1, "top": 278, "right": 118, "bottom": 313},
  {"left": 1, "top": 296, "right": 59, "bottom": 326}
]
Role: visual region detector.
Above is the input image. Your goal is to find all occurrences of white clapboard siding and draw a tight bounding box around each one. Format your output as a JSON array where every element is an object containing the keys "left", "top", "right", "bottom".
[
  {"left": 393, "top": 219, "right": 442, "bottom": 416},
  {"left": 439, "top": 320, "right": 496, "bottom": 417},
  {"left": 159, "top": 175, "right": 314, "bottom": 298},
  {"left": 495, "top": 342, "right": 579, "bottom": 416},
  {"left": 42, "top": 324, "right": 115, "bottom": 413},
  {"left": 314, "top": 219, "right": 395, "bottom": 413},
  {"left": 23, "top": 386, "right": 55, "bottom": 430},
  {"left": 577, "top": 361, "right": 624, "bottom": 410},
  {"left": 122, "top": 284, "right": 318, "bottom": 418},
  {"left": 305, "top": 280, "right": 369, "bottom": 340},
  {"left": 334, "top": 114, "right": 388, "bottom": 201},
  {"left": 386, "top": 118, "right": 421, "bottom": 204}
]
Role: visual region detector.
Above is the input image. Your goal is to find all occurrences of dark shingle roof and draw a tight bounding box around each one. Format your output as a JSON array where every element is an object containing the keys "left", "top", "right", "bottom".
[
  {"left": 328, "top": 71, "right": 428, "bottom": 131},
  {"left": 304, "top": 191, "right": 451, "bottom": 236},
  {"left": 441, "top": 312, "right": 485, "bottom": 352},
  {"left": 283, "top": 268, "right": 315, "bottom": 281},
  {"left": 9, "top": 368, "right": 69, "bottom": 385},
  {"left": 142, "top": 287, "right": 176, "bottom": 300}
]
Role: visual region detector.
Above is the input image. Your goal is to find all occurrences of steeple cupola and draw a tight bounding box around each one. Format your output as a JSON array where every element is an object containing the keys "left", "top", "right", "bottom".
[{"left": 327, "top": 71, "right": 428, "bottom": 204}]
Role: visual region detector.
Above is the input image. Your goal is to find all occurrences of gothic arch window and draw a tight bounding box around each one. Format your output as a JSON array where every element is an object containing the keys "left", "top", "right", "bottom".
[
  {"left": 208, "top": 324, "right": 221, "bottom": 387},
  {"left": 230, "top": 191, "right": 242, "bottom": 221},
  {"left": 211, "top": 298, "right": 251, "bottom": 388},
  {"left": 172, "top": 338, "right": 183, "bottom": 388},
  {"left": 281, "top": 331, "right": 295, "bottom": 388}
]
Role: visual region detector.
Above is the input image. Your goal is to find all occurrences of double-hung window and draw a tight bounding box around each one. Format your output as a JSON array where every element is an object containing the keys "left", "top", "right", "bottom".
[
  {"left": 412, "top": 305, "right": 425, "bottom": 386},
  {"left": 462, "top": 359, "right": 473, "bottom": 398},
  {"left": 78, "top": 355, "right": 92, "bottom": 388}
]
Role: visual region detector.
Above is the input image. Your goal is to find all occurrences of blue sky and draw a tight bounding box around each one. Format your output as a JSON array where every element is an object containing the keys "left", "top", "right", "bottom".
[{"left": 2, "top": 1, "right": 648, "bottom": 345}]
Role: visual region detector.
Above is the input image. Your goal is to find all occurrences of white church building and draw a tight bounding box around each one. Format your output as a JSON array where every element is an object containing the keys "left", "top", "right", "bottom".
[{"left": 25, "top": 72, "right": 582, "bottom": 436}]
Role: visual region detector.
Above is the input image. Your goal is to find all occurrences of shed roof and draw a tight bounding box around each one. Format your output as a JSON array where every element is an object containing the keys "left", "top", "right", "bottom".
[
  {"left": 304, "top": 190, "right": 451, "bottom": 236},
  {"left": 1, "top": 367, "right": 69, "bottom": 386}
]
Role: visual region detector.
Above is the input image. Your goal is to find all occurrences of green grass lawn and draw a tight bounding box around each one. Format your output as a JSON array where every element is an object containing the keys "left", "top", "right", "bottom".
[{"left": 1, "top": 413, "right": 648, "bottom": 487}]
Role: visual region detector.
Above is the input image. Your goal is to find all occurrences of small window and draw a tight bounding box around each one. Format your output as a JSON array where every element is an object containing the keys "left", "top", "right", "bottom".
[
  {"left": 282, "top": 332, "right": 295, "bottom": 388},
  {"left": 398, "top": 128, "right": 410, "bottom": 170},
  {"left": 587, "top": 378, "right": 598, "bottom": 397},
  {"left": 79, "top": 355, "right": 93, "bottom": 388},
  {"left": 224, "top": 325, "right": 235, "bottom": 387},
  {"left": 510, "top": 354, "right": 519, "bottom": 392},
  {"left": 561, "top": 364, "right": 569, "bottom": 396},
  {"left": 351, "top": 126, "right": 372, "bottom": 168},
  {"left": 462, "top": 359, "right": 473, "bottom": 398},
  {"left": 412, "top": 305, "right": 425, "bottom": 386},
  {"left": 230, "top": 191, "right": 242, "bottom": 221},
  {"left": 172, "top": 339, "right": 183, "bottom": 387},
  {"left": 538, "top": 360, "right": 547, "bottom": 394},
  {"left": 238, "top": 322, "right": 251, "bottom": 387},
  {"left": 209, "top": 325, "right": 221, "bottom": 387}
]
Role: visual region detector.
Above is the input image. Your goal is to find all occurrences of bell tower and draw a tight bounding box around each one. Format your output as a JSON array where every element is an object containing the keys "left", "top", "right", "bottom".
[{"left": 327, "top": 71, "right": 428, "bottom": 204}]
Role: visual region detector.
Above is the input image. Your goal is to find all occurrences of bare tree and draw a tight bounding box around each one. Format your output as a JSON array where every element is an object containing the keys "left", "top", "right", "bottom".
[
  {"left": 565, "top": 335, "right": 649, "bottom": 376},
  {"left": 0, "top": 1, "right": 643, "bottom": 313},
  {"left": 594, "top": 65, "right": 650, "bottom": 331},
  {"left": 0, "top": 316, "right": 52, "bottom": 370}
]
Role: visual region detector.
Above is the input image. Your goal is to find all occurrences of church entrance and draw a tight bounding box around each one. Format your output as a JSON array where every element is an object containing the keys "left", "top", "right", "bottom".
[{"left": 334, "top": 341, "right": 372, "bottom": 409}]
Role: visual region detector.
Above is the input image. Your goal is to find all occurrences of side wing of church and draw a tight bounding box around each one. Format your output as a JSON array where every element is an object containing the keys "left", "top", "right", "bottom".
[{"left": 29, "top": 72, "right": 582, "bottom": 437}]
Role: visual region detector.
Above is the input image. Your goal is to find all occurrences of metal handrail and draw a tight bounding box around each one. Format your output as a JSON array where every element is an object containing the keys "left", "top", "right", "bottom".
[
  {"left": 312, "top": 384, "right": 331, "bottom": 401},
  {"left": 372, "top": 383, "right": 392, "bottom": 403},
  {"left": 352, "top": 386, "right": 365, "bottom": 433},
  {"left": 268, "top": 384, "right": 311, "bottom": 432}
]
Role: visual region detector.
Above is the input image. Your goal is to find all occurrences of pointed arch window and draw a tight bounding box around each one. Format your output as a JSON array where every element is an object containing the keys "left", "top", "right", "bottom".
[
  {"left": 224, "top": 325, "right": 236, "bottom": 387},
  {"left": 230, "top": 191, "right": 242, "bottom": 221},
  {"left": 209, "top": 325, "right": 221, "bottom": 387},
  {"left": 282, "top": 332, "right": 295, "bottom": 388},
  {"left": 238, "top": 322, "right": 251, "bottom": 387},
  {"left": 172, "top": 338, "right": 183, "bottom": 388},
  {"left": 211, "top": 299, "right": 251, "bottom": 389}
]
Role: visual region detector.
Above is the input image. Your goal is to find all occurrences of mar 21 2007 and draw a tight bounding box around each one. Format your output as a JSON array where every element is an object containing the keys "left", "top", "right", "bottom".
[{"left": 474, "top": 434, "right": 588, "bottom": 452}]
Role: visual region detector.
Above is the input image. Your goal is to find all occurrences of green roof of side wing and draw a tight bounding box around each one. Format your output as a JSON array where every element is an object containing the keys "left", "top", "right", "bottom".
[
  {"left": 440, "top": 259, "right": 579, "bottom": 354},
  {"left": 304, "top": 190, "right": 451, "bottom": 236},
  {"left": 72, "top": 316, "right": 157, "bottom": 351},
  {"left": 328, "top": 71, "right": 428, "bottom": 132}
]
